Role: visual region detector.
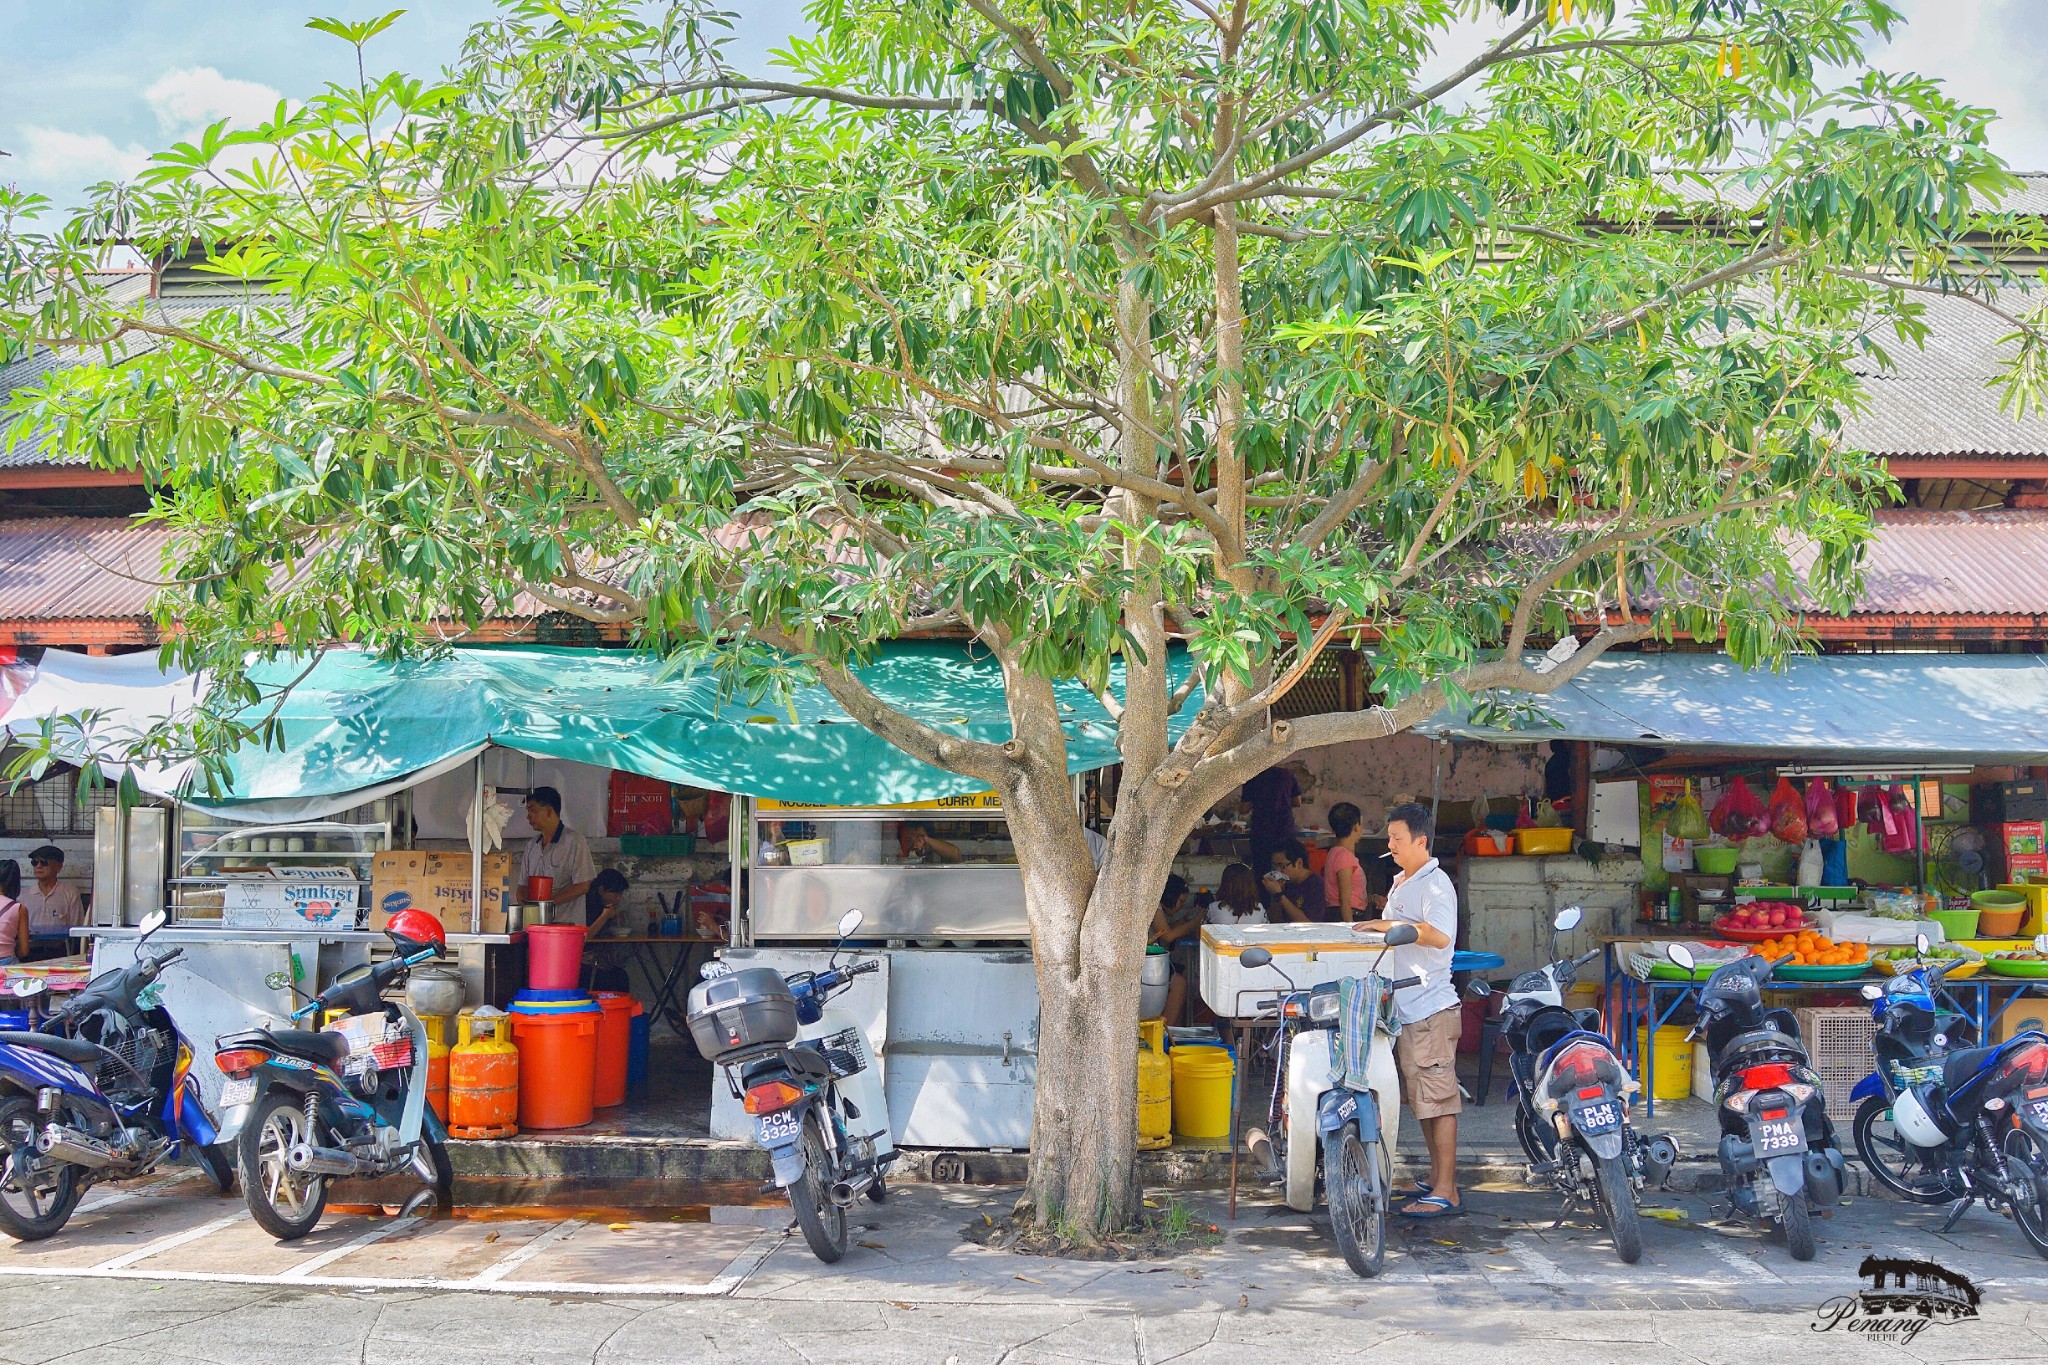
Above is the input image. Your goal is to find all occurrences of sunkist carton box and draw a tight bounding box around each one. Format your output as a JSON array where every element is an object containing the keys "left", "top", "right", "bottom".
[{"left": 369, "top": 851, "right": 515, "bottom": 935}]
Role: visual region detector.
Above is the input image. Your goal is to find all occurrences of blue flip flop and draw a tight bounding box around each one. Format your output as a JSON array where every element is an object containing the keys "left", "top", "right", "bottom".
[
  {"left": 1390, "top": 1180, "right": 1433, "bottom": 1200},
  {"left": 1399, "top": 1195, "right": 1464, "bottom": 1219}
]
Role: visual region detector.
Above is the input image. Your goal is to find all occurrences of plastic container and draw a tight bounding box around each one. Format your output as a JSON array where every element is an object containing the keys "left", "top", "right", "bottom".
[
  {"left": 1694, "top": 846, "right": 1741, "bottom": 876},
  {"left": 1635, "top": 1024, "right": 1693, "bottom": 1101},
  {"left": 686, "top": 968, "right": 799, "bottom": 1061},
  {"left": 510, "top": 988, "right": 596, "bottom": 1013},
  {"left": 1140, "top": 947, "right": 1172, "bottom": 1021},
  {"left": 1463, "top": 828, "right": 1514, "bottom": 857},
  {"left": 509, "top": 1000, "right": 600, "bottom": 1130},
  {"left": 591, "top": 991, "right": 637, "bottom": 1108},
  {"left": 1514, "top": 827, "right": 1574, "bottom": 856},
  {"left": 626, "top": 1010, "right": 651, "bottom": 1093},
  {"left": 525, "top": 925, "right": 588, "bottom": 991},
  {"left": 421, "top": 1015, "right": 451, "bottom": 1124},
  {"left": 1930, "top": 906, "right": 1980, "bottom": 943},
  {"left": 449, "top": 1010, "right": 519, "bottom": 1139},
  {"left": 1170, "top": 1045, "right": 1235, "bottom": 1139},
  {"left": 1972, "top": 889, "right": 2027, "bottom": 937},
  {"left": 1138, "top": 1036, "right": 1172, "bottom": 1150}
]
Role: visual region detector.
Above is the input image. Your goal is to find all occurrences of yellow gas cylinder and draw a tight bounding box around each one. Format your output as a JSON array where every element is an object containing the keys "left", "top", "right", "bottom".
[
  {"left": 1137, "top": 1029, "right": 1173, "bottom": 1151},
  {"left": 422, "top": 1015, "right": 452, "bottom": 1124},
  {"left": 448, "top": 1008, "right": 519, "bottom": 1139}
]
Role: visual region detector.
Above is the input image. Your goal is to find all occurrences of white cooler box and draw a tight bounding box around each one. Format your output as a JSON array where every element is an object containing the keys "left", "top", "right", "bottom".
[{"left": 1199, "top": 923, "right": 1398, "bottom": 1016}]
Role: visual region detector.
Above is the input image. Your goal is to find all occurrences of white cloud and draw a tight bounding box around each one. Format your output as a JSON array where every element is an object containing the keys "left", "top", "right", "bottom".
[
  {"left": 10, "top": 125, "right": 151, "bottom": 185},
  {"left": 143, "top": 66, "right": 283, "bottom": 134}
]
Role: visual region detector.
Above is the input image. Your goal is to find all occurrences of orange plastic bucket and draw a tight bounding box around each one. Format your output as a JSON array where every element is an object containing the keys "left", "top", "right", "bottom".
[
  {"left": 509, "top": 1005, "right": 599, "bottom": 1130},
  {"left": 591, "top": 991, "right": 636, "bottom": 1108}
]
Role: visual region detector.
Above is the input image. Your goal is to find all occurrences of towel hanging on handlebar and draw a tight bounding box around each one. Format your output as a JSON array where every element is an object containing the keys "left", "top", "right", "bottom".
[{"left": 1334, "top": 977, "right": 1387, "bottom": 1092}]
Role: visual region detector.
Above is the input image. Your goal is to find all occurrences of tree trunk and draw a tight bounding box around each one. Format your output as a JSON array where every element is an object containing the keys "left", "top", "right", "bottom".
[{"left": 1007, "top": 770, "right": 1178, "bottom": 1236}]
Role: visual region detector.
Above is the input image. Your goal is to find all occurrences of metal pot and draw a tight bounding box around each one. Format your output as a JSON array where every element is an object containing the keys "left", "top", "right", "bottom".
[
  {"left": 407, "top": 967, "right": 466, "bottom": 1019},
  {"left": 512, "top": 902, "right": 550, "bottom": 930}
]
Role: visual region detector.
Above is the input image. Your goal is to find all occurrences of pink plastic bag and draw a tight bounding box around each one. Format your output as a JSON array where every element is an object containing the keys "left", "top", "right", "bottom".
[
  {"left": 1805, "top": 778, "right": 1840, "bottom": 839},
  {"left": 1712, "top": 776, "right": 1768, "bottom": 839},
  {"left": 1882, "top": 785, "right": 1920, "bottom": 855}
]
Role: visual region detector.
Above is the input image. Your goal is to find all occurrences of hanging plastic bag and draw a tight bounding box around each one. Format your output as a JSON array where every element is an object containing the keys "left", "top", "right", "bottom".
[
  {"left": 1670, "top": 781, "right": 1713, "bottom": 842},
  {"left": 1883, "top": 784, "right": 1920, "bottom": 855},
  {"left": 1861, "top": 785, "right": 1889, "bottom": 837},
  {"left": 1711, "top": 776, "right": 1767, "bottom": 839},
  {"left": 1805, "top": 778, "right": 1840, "bottom": 839},
  {"left": 1533, "top": 799, "right": 1565, "bottom": 829},
  {"left": 1834, "top": 785, "right": 1859, "bottom": 833},
  {"left": 1767, "top": 776, "right": 1808, "bottom": 844}
]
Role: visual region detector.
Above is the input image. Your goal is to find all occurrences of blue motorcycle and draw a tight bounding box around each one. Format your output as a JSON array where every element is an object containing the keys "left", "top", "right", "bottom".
[
  {"left": 1850, "top": 935, "right": 2048, "bottom": 1256},
  {"left": 1849, "top": 939, "right": 1977, "bottom": 1203},
  {"left": 0, "top": 910, "right": 229, "bottom": 1242}
]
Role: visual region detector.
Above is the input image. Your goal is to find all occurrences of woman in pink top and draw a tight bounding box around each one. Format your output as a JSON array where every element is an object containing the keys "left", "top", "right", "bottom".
[
  {"left": 1322, "top": 803, "right": 1367, "bottom": 924},
  {"left": 0, "top": 860, "right": 28, "bottom": 966}
]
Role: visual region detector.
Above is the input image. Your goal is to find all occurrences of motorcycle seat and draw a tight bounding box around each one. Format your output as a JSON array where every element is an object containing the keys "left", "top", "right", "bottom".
[
  {"left": 739, "top": 1047, "right": 831, "bottom": 1086},
  {"left": 0, "top": 1031, "right": 104, "bottom": 1067},
  {"left": 1943, "top": 1045, "right": 1999, "bottom": 1095},
  {"left": 219, "top": 1026, "right": 350, "bottom": 1068}
]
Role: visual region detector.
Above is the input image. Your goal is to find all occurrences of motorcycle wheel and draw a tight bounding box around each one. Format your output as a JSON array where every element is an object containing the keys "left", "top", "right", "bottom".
[
  {"left": 1782, "top": 1192, "right": 1816, "bottom": 1262},
  {"left": 1322, "top": 1129, "right": 1387, "bottom": 1279},
  {"left": 240, "top": 1090, "right": 329, "bottom": 1242},
  {"left": 2001, "top": 1126, "right": 2048, "bottom": 1259},
  {"left": 0, "top": 1096, "right": 80, "bottom": 1243},
  {"left": 787, "top": 1112, "right": 847, "bottom": 1264},
  {"left": 1591, "top": 1152, "right": 1642, "bottom": 1265},
  {"left": 1852, "top": 1095, "right": 1958, "bottom": 1204},
  {"left": 1514, "top": 1102, "right": 1554, "bottom": 1167},
  {"left": 196, "top": 1141, "right": 236, "bottom": 1195}
]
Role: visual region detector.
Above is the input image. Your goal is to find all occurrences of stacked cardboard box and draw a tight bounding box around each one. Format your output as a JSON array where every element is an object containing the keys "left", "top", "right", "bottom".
[{"left": 368, "top": 851, "right": 514, "bottom": 935}]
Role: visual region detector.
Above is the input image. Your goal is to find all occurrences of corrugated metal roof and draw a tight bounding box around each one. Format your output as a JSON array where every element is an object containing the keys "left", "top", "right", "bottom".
[
  {"left": 1838, "top": 291, "right": 2048, "bottom": 459},
  {"left": 1833, "top": 508, "right": 2048, "bottom": 615},
  {"left": 0, "top": 517, "right": 177, "bottom": 620}
]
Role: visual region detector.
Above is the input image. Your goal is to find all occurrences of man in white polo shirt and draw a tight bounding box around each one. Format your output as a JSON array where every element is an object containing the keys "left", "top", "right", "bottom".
[
  {"left": 1353, "top": 801, "right": 1461, "bottom": 1218},
  {"left": 520, "top": 786, "right": 595, "bottom": 907}
]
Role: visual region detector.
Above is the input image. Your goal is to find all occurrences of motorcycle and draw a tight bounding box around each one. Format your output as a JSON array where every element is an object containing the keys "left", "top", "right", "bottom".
[
  {"left": 1848, "top": 933, "right": 1979, "bottom": 1203},
  {"left": 689, "top": 908, "right": 896, "bottom": 1264},
  {"left": 1849, "top": 932, "right": 2048, "bottom": 1256},
  {"left": 1467, "top": 906, "right": 1674, "bottom": 1264},
  {"left": 211, "top": 909, "right": 453, "bottom": 1240},
  {"left": 1665, "top": 942, "right": 1847, "bottom": 1261},
  {"left": 1237, "top": 923, "right": 1421, "bottom": 1279},
  {"left": 0, "top": 909, "right": 232, "bottom": 1242}
]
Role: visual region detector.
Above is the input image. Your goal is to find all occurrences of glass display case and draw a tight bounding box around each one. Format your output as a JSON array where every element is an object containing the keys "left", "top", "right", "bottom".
[
  {"left": 748, "top": 795, "right": 1029, "bottom": 942},
  {"left": 170, "top": 800, "right": 399, "bottom": 921}
]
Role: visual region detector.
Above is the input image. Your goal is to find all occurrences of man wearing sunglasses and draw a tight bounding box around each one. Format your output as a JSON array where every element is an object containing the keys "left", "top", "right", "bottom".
[{"left": 23, "top": 845, "right": 85, "bottom": 937}]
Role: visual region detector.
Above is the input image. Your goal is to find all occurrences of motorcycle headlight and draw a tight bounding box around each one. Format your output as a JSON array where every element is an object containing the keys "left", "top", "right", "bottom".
[{"left": 1308, "top": 992, "right": 1340, "bottom": 1023}]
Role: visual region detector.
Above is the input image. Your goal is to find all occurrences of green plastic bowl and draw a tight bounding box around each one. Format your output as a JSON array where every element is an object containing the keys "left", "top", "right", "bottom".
[
  {"left": 1971, "top": 889, "right": 2026, "bottom": 911},
  {"left": 1694, "top": 847, "right": 1741, "bottom": 876},
  {"left": 1930, "top": 906, "right": 1980, "bottom": 942}
]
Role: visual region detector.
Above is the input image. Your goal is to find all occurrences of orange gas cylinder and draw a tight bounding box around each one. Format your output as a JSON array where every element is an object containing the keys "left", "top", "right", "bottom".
[
  {"left": 448, "top": 1009, "right": 519, "bottom": 1139},
  {"left": 422, "top": 1016, "right": 452, "bottom": 1124}
]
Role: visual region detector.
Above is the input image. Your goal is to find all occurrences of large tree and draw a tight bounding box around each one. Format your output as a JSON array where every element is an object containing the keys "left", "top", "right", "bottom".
[{"left": 4, "top": 0, "right": 2041, "bottom": 1234}]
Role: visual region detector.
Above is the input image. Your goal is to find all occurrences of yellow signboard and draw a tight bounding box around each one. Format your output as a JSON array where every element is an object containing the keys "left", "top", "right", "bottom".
[{"left": 757, "top": 790, "right": 1005, "bottom": 813}]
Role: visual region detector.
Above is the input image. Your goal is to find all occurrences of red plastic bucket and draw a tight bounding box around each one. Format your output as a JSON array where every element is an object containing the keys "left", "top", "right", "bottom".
[
  {"left": 509, "top": 1006, "right": 598, "bottom": 1130},
  {"left": 591, "top": 992, "right": 636, "bottom": 1108},
  {"left": 525, "top": 925, "right": 587, "bottom": 991}
]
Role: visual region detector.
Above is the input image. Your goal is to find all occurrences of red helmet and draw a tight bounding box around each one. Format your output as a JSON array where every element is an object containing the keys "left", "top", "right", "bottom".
[{"left": 384, "top": 909, "right": 446, "bottom": 956}]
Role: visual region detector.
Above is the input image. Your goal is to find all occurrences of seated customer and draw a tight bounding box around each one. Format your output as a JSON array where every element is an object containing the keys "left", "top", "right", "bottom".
[
  {"left": 582, "top": 868, "right": 630, "bottom": 936},
  {"left": 1206, "top": 863, "right": 1269, "bottom": 925},
  {"left": 1149, "top": 873, "right": 1199, "bottom": 1024},
  {"left": 1265, "top": 840, "right": 1328, "bottom": 922},
  {"left": 898, "top": 821, "right": 963, "bottom": 864}
]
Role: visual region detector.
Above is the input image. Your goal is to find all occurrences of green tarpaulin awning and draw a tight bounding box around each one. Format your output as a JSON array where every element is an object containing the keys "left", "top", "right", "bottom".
[
  {"left": 192, "top": 643, "right": 1195, "bottom": 815},
  {"left": 1416, "top": 651, "right": 2048, "bottom": 764}
]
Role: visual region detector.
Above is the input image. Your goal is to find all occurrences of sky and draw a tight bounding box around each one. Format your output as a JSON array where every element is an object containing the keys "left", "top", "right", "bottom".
[{"left": 1, "top": 0, "right": 2045, "bottom": 216}]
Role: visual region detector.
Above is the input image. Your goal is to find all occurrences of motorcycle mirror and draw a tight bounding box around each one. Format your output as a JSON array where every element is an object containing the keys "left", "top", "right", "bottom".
[
  {"left": 1465, "top": 979, "right": 1492, "bottom": 1000},
  {"left": 1382, "top": 922, "right": 1420, "bottom": 948},
  {"left": 1665, "top": 942, "right": 1697, "bottom": 972},
  {"left": 1915, "top": 932, "right": 1931, "bottom": 955},
  {"left": 1553, "top": 905, "right": 1584, "bottom": 933},
  {"left": 1240, "top": 947, "right": 1274, "bottom": 969},
  {"left": 137, "top": 908, "right": 169, "bottom": 939},
  {"left": 836, "top": 908, "right": 864, "bottom": 940},
  {"left": 10, "top": 978, "right": 47, "bottom": 999},
  {"left": 1860, "top": 983, "right": 1882, "bottom": 1001}
]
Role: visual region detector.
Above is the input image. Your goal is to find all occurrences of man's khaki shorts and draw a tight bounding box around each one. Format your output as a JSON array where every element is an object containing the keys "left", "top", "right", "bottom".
[{"left": 1393, "top": 1006, "right": 1464, "bottom": 1120}]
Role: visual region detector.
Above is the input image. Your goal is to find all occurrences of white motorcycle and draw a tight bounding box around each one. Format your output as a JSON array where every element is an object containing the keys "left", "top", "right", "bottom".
[
  {"left": 1240, "top": 923, "right": 1422, "bottom": 1278},
  {"left": 688, "top": 909, "right": 896, "bottom": 1263}
]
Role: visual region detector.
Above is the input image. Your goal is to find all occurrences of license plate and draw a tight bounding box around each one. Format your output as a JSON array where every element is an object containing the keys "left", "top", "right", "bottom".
[
  {"left": 1573, "top": 1101, "right": 1619, "bottom": 1134},
  {"left": 755, "top": 1109, "right": 802, "bottom": 1147},
  {"left": 218, "top": 1077, "right": 256, "bottom": 1109},
  {"left": 1752, "top": 1115, "right": 1807, "bottom": 1156},
  {"left": 2026, "top": 1098, "right": 2048, "bottom": 1130}
]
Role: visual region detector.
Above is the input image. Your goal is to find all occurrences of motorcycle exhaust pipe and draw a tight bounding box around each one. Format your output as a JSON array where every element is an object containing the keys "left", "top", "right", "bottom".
[
  {"left": 285, "top": 1142, "right": 361, "bottom": 1178},
  {"left": 1640, "top": 1134, "right": 1678, "bottom": 1186},
  {"left": 36, "top": 1125, "right": 117, "bottom": 1169},
  {"left": 829, "top": 1180, "right": 857, "bottom": 1207}
]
